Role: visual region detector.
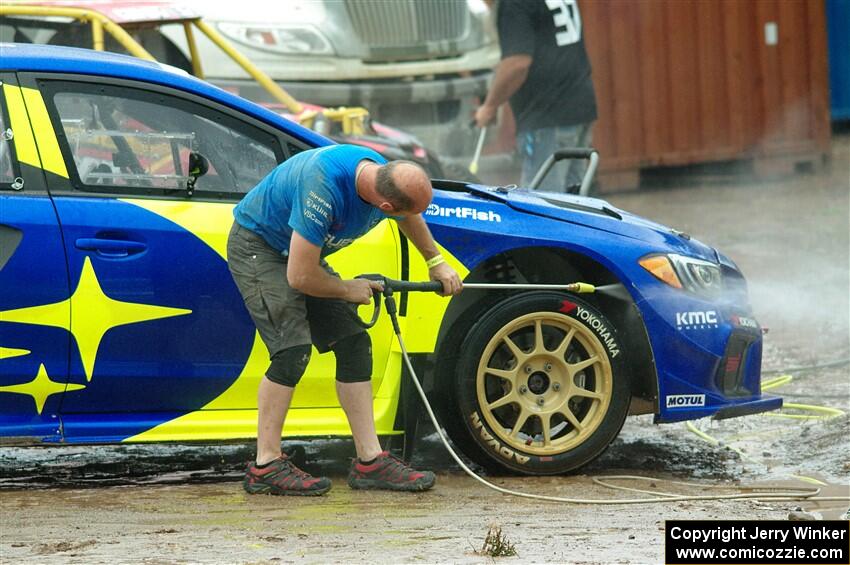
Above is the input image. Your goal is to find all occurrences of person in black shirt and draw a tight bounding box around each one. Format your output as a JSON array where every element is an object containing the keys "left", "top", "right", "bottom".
[{"left": 475, "top": 0, "right": 597, "bottom": 192}]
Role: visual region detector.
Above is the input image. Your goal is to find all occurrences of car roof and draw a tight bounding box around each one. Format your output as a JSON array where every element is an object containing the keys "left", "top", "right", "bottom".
[
  {"left": 3, "top": 0, "right": 200, "bottom": 24},
  {"left": 0, "top": 43, "right": 330, "bottom": 147}
]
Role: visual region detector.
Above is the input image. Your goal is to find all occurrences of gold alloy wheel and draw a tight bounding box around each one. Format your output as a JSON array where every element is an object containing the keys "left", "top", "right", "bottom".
[{"left": 476, "top": 312, "right": 613, "bottom": 456}]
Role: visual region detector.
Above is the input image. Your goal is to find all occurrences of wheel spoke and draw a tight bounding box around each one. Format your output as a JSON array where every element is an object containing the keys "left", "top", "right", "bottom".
[
  {"left": 559, "top": 406, "right": 584, "bottom": 432},
  {"left": 501, "top": 334, "right": 525, "bottom": 362},
  {"left": 485, "top": 366, "right": 518, "bottom": 383},
  {"left": 554, "top": 328, "right": 576, "bottom": 358},
  {"left": 509, "top": 409, "right": 531, "bottom": 439},
  {"left": 567, "top": 355, "right": 599, "bottom": 376},
  {"left": 572, "top": 386, "right": 604, "bottom": 401},
  {"left": 533, "top": 319, "right": 546, "bottom": 353},
  {"left": 487, "top": 392, "right": 518, "bottom": 411},
  {"left": 541, "top": 414, "right": 552, "bottom": 446}
]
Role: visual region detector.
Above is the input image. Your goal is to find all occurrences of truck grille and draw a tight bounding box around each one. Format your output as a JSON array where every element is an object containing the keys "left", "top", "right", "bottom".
[{"left": 345, "top": 0, "right": 469, "bottom": 50}]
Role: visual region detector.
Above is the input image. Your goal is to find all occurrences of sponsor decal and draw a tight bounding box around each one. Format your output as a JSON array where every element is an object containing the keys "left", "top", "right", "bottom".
[
  {"left": 307, "top": 191, "right": 332, "bottom": 210},
  {"left": 665, "top": 394, "right": 706, "bottom": 408},
  {"left": 425, "top": 203, "right": 501, "bottom": 222},
  {"left": 303, "top": 209, "right": 325, "bottom": 226},
  {"left": 323, "top": 234, "right": 355, "bottom": 250},
  {"left": 675, "top": 310, "right": 718, "bottom": 330},
  {"left": 303, "top": 192, "right": 333, "bottom": 227},
  {"left": 560, "top": 300, "right": 620, "bottom": 358},
  {"left": 304, "top": 198, "right": 330, "bottom": 219},
  {"left": 469, "top": 412, "right": 530, "bottom": 464},
  {"left": 731, "top": 315, "right": 759, "bottom": 329}
]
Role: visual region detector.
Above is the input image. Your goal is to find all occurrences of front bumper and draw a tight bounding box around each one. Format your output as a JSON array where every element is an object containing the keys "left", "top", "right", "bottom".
[
  {"left": 635, "top": 284, "right": 782, "bottom": 424},
  {"left": 713, "top": 394, "right": 783, "bottom": 420}
]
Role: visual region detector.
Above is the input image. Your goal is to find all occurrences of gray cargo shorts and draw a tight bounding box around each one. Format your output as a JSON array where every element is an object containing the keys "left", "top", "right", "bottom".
[{"left": 226, "top": 222, "right": 365, "bottom": 356}]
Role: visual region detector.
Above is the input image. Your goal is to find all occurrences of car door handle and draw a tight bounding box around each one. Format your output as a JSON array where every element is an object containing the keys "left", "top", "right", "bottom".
[{"left": 75, "top": 238, "right": 147, "bottom": 257}]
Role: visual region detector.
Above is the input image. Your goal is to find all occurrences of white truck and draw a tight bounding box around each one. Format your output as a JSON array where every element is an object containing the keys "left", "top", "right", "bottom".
[{"left": 167, "top": 0, "right": 500, "bottom": 161}]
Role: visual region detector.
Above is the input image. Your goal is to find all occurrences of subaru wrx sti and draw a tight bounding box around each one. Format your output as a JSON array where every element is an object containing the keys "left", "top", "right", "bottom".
[{"left": 0, "top": 45, "right": 780, "bottom": 474}]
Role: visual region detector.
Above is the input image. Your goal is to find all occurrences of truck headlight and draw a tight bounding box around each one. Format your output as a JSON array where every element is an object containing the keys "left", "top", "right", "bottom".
[
  {"left": 640, "top": 253, "right": 723, "bottom": 297},
  {"left": 218, "top": 23, "right": 333, "bottom": 55}
]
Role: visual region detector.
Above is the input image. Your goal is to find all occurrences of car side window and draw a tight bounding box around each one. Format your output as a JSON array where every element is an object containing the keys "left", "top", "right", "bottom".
[{"left": 44, "top": 82, "right": 282, "bottom": 197}]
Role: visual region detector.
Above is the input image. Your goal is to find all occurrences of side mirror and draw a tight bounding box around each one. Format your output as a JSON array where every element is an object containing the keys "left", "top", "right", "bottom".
[{"left": 186, "top": 152, "right": 209, "bottom": 196}]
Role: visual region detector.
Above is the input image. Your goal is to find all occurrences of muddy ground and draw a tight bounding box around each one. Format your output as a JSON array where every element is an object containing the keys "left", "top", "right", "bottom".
[{"left": 1, "top": 136, "right": 848, "bottom": 564}]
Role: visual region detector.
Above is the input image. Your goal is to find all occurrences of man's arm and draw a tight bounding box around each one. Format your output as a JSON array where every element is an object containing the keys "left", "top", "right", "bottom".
[
  {"left": 287, "top": 232, "right": 382, "bottom": 304},
  {"left": 397, "top": 215, "right": 462, "bottom": 296},
  {"left": 474, "top": 54, "right": 533, "bottom": 128}
]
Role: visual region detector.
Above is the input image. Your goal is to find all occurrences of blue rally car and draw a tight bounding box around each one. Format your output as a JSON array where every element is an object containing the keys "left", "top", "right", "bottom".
[{"left": 0, "top": 44, "right": 780, "bottom": 475}]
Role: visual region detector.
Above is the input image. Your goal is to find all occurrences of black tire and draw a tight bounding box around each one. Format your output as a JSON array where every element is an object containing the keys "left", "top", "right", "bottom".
[{"left": 446, "top": 292, "right": 629, "bottom": 475}]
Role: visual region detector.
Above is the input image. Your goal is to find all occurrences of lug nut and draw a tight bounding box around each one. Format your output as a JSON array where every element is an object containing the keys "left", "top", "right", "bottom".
[
  {"left": 544, "top": 363, "right": 553, "bottom": 372},
  {"left": 524, "top": 365, "right": 533, "bottom": 374},
  {"left": 518, "top": 385, "right": 528, "bottom": 394},
  {"left": 552, "top": 382, "right": 561, "bottom": 391},
  {"left": 537, "top": 397, "right": 545, "bottom": 406}
]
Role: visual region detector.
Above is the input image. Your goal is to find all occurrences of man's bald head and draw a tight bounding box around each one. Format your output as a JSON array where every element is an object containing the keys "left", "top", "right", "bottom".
[{"left": 375, "top": 160, "right": 432, "bottom": 215}]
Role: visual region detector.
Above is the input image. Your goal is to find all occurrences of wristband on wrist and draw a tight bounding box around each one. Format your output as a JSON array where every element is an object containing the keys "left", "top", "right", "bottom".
[{"left": 426, "top": 254, "right": 445, "bottom": 269}]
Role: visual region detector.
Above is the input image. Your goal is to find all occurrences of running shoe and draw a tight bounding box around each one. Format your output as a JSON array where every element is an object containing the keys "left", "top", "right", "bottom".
[
  {"left": 243, "top": 455, "right": 332, "bottom": 496},
  {"left": 347, "top": 451, "right": 436, "bottom": 491}
]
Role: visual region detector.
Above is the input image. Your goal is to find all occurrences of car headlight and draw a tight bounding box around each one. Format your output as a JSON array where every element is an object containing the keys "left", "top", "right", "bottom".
[
  {"left": 639, "top": 253, "right": 722, "bottom": 297},
  {"left": 218, "top": 23, "right": 334, "bottom": 55}
]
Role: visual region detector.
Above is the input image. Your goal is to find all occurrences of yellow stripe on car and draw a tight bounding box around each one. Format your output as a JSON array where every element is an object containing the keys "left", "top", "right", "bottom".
[
  {"left": 3, "top": 83, "right": 41, "bottom": 170},
  {"left": 21, "top": 87, "right": 69, "bottom": 179},
  {"left": 127, "top": 332, "right": 404, "bottom": 441}
]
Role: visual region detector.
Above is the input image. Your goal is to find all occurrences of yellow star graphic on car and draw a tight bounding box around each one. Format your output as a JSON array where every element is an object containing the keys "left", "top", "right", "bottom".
[
  {"left": 0, "top": 362, "right": 85, "bottom": 415},
  {"left": 0, "top": 257, "right": 192, "bottom": 381}
]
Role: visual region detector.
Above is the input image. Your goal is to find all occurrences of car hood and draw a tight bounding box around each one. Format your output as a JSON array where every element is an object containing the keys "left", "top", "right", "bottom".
[{"left": 465, "top": 185, "right": 719, "bottom": 263}]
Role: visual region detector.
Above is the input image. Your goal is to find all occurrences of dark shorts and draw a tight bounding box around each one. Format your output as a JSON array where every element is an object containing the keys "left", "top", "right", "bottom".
[{"left": 226, "top": 222, "right": 365, "bottom": 356}]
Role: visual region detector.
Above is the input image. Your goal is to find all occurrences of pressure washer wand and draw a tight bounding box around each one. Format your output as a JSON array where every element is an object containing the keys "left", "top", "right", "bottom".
[
  {"left": 353, "top": 275, "right": 599, "bottom": 330},
  {"left": 461, "top": 282, "right": 596, "bottom": 293},
  {"left": 359, "top": 276, "right": 597, "bottom": 295}
]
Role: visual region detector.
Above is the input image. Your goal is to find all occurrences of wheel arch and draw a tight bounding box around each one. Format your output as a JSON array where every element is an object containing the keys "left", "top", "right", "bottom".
[{"left": 433, "top": 245, "right": 658, "bottom": 413}]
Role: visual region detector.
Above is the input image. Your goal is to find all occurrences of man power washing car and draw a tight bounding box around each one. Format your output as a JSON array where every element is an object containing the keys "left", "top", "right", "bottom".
[{"left": 227, "top": 144, "right": 463, "bottom": 495}]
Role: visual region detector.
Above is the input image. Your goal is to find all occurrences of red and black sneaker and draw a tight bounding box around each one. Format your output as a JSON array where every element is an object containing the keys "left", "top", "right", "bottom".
[
  {"left": 243, "top": 455, "right": 332, "bottom": 496},
  {"left": 347, "top": 451, "right": 436, "bottom": 492}
]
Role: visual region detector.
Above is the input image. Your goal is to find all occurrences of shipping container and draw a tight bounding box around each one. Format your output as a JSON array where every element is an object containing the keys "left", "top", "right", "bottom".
[{"left": 582, "top": 0, "right": 831, "bottom": 187}]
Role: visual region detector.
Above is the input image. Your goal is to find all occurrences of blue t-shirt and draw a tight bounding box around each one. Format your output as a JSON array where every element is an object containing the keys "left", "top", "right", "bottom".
[{"left": 233, "top": 145, "right": 388, "bottom": 256}]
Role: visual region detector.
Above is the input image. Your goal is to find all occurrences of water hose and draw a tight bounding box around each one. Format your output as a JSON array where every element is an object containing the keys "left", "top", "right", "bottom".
[
  {"left": 354, "top": 275, "right": 841, "bottom": 505},
  {"left": 762, "top": 358, "right": 850, "bottom": 375},
  {"left": 684, "top": 374, "right": 845, "bottom": 486},
  {"left": 762, "top": 375, "right": 846, "bottom": 420}
]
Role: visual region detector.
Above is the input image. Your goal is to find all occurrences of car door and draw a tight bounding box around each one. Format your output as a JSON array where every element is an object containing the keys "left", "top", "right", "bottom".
[
  {"left": 0, "top": 74, "right": 72, "bottom": 442},
  {"left": 24, "top": 74, "right": 400, "bottom": 442}
]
